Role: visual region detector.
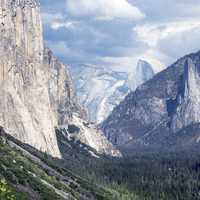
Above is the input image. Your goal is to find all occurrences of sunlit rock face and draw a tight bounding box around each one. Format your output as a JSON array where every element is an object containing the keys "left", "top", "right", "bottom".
[
  {"left": 0, "top": 0, "right": 81, "bottom": 157},
  {"left": 102, "top": 51, "right": 200, "bottom": 152},
  {"left": 128, "top": 59, "right": 155, "bottom": 91},
  {"left": 43, "top": 48, "right": 86, "bottom": 126},
  {"left": 60, "top": 114, "right": 122, "bottom": 157},
  {"left": 0, "top": 0, "right": 119, "bottom": 158}
]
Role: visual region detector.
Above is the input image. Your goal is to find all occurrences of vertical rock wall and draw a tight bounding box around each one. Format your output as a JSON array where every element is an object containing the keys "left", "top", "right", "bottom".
[{"left": 0, "top": 0, "right": 62, "bottom": 157}]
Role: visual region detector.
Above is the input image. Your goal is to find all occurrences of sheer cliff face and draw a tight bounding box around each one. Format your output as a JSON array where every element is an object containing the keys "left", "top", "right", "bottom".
[
  {"left": 0, "top": 0, "right": 119, "bottom": 158},
  {"left": 0, "top": 0, "right": 82, "bottom": 157},
  {"left": 0, "top": 0, "right": 60, "bottom": 157},
  {"left": 102, "top": 51, "right": 200, "bottom": 151},
  {"left": 171, "top": 58, "right": 200, "bottom": 131},
  {"left": 0, "top": 0, "right": 43, "bottom": 60},
  {"left": 135, "top": 60, "right": 155, "bottom": 89}
]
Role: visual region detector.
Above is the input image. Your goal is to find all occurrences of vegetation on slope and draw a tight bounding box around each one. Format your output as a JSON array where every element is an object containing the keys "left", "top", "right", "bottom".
[
  {"left": 0, "top": 135, "right": 140, "bottom": 200},
  {"left": 1, "top": 132, "right": 200, "bottom": 200}
]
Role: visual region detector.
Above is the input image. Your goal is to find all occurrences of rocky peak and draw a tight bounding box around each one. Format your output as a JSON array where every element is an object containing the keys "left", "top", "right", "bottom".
[
  {"left": 101, "top": 50, "right": 200, "bottom": 152},
  {"left": 171, "top": 58, "right": 200, "bottom": 131},
  {"left": 128, "top": 59, "right": 154, "bottom": 90},
  {"left": 183, "top": 58, "right": 200, "bottom": 99},
  {"left": 136, "top": 59, "right": 154, "bottom": 85}
]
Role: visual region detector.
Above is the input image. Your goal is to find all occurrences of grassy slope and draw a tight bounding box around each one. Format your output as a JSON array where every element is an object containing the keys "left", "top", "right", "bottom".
[
  {"left": 1, "top": 132, "right": 200, "bottom": 200},
  {"left": 0, "top": 135, "right": 140, "bottom": 200}
]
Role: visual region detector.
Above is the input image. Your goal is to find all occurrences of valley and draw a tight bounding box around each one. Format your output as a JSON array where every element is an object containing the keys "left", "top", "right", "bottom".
[{"left": 0, "top": 0, "right": 200, "bottom": 200}]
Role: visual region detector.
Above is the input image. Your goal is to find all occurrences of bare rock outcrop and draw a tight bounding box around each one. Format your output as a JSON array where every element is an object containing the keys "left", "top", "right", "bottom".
[{"left": 0, "top": 0, "right": 85, "bottom": 157}]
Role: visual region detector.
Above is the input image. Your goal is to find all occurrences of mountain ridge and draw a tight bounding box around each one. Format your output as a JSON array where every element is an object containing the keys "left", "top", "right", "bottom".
[
  {"left": 70, "top": 60, "right": 154, "bottom": 123},
  {"left": 101, "top": 50, "right": 200, "bottom": 152}
]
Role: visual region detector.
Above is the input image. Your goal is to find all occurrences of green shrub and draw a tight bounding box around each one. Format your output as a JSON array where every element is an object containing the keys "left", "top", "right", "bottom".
[{"left": 0, "top": 179, "right": 16, "bottom": 200}]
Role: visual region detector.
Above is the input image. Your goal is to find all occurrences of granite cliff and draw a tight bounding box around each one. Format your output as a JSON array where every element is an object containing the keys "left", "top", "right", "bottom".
[
  {"left": 70, "top": 60, "right": 154, "bottom": 124},
  {"left": 0, "top": 0, "right": 120, "bottom": 157}
]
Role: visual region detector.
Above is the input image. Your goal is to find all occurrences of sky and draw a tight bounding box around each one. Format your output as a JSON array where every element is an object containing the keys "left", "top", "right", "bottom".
[{"left": 41, "top": 0, "right": 200, "bottom": 73}]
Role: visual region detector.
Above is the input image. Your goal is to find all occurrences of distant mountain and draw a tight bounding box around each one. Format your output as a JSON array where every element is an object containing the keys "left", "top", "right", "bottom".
[
  {"left": 101, "top": 50, "right": 200, "bottom": 153},
  {"left": 70, "top": 60, "right": 154, "bottom": 124},
  {"left": 128, "top": 59, "right": 155, "bottom": 91}
]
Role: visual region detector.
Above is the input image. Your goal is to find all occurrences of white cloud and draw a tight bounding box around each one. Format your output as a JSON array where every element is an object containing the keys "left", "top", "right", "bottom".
[
  {"left": 100, "top": 54, "right": 163, "bottom": 74},
  {"left": 133, "top": 20, "right": 200, "bottom": 68},
  {"left": 158, "top": 26, "right": 200, "bottom": 60},
  {"left": 134, "top": 20, "right": 200, "bottom": 47},
  {"left": 66, "top": 0, "right": 145, "bottom": 20},
  {"left": 42, "top": 12, "right": 64, "bottom": 24},
  {"left": 51, "top": 21, "right": 77, "bottom": 30},
  {"left": 41, "top": 1, "right": 200, "bottom": 75}
]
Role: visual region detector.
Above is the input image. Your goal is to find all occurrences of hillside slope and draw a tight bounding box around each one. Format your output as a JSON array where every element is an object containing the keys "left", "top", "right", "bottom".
[
  {"left": 0, "top": 127, "right": 136, "bottom": 200},
  {"left": 102, "top": 50, "right": 200, "bottom": 152}
]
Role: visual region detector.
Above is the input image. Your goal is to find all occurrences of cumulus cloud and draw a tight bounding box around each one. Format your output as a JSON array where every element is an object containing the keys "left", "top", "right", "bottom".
[
  {"left": 133, "top": 20, "right": 200, "bottom": 65},
  {"left": 41, "top": 0, "right": 200, "bottom": 74},
  {"left": 158, "top": 26, "right": 200, "bottom": 60},
  {"left": 65, "top": 0, "right": 145, "bottom": 20},
  {"left": 47, "top": 40, "right": 99, "bottom": 64},
  {"left": 134, "top": 20, "right": 200, "bottom": 47}
]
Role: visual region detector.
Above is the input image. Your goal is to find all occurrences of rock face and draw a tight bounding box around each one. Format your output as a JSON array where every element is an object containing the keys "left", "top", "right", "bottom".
[
  {"left": 0, "top": 0, "right": 117, "bottom": 158},
  {"left": 0, "top": 0, "right": 61, "bottom": 157},
  {"left": 171, "top": 58, "right": 200, "bottom": 131},
  {"left": 128, "top": 59, "right": 155, "bottom": 91},
  {"left": 70, "top": 61, "right": 154, "bottom": 124},
  {"left": 0, "top": 0, "right": 65, "bottom": 157},
  {"left": 43, "top": 48, "right": 86, "bottom": 126},
  {"left": 101, "top": 51, "right": 200, "bottom": 151},
  {"left": 59, "top": 114, "right": 121, "bottom": 157}
]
